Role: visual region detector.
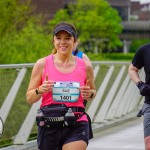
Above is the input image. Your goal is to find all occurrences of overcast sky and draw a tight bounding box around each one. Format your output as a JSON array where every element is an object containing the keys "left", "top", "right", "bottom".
[{"left": 131, "top": 0, "right": 150, "bottom": 4}]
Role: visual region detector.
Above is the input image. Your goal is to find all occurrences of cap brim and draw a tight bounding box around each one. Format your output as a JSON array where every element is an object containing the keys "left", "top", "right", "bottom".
[
  {"left": 54, "top": 29, "right": 73, "bottom": 36},
  {"left": 53, "top": 24, "right": 77, "bottom": 39}
]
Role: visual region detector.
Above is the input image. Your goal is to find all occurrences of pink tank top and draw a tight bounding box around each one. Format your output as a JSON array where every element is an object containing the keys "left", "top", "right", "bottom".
[{"left": 41, "top": 54, "right": 87, "bottom": 108}]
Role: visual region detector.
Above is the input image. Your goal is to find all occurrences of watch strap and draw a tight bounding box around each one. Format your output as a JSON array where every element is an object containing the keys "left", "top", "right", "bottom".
[{"left": 35, "top": 88, "right": 39, "bottom": 95}]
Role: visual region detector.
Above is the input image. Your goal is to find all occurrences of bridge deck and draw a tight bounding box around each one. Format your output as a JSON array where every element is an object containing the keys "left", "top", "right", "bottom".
[{"left": 87, "top": 118, "right": 144, "bottom": 150}]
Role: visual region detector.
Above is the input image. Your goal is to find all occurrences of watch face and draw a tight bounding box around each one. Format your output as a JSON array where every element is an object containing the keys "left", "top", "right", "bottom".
[
  {"left": 35, "top": 89, "right": 39, "bottom": 95},
  {"left": 0, "top": 117, "right": 3, "bottom": 139}
]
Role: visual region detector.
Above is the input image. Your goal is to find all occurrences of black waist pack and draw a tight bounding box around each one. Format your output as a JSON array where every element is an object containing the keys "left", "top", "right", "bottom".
[
  {"left": 36, "top": 104, "right": 67, "bottom": 127},
  {"left": 37, "top": 104, "right": 84, "bottom": 127},
  {"left": 41, "top": 104, "right": 67, "bottom": 117}
]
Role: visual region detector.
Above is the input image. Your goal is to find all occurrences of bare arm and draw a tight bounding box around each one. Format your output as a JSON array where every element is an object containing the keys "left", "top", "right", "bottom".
[
  {"left": 79, "top": 60, "right": 96, "bottom": 101},
  {"left": 82, "top": 54, "right": 92, "bottom": 66},
  {"left": 86, "top": 61, "right": 96, "bottom": 99},
  {"left": 82, "top": 53, "right": 96, "bottom": 82},
  {"left": 26, "top": 58, "right": 45, "bottom": 104},
  {"left": 128, "top": 64, "right": 142, "bottom": 84}
]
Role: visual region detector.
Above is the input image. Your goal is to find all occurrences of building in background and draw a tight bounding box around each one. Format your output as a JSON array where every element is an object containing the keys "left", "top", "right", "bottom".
[
  {"left": 31, "top": 0, "right": 150, "bottom": 21},
  {"left": 30, "top": 0, "right": 150, "bottom": 53},
  {"left": 107, "top": 0, "right": 130, "bottom": 21},
  {"left": 31, "top": 0, "right": 64, "bottom": 21},
  {"left": 30, "top": 0, "right": 76, "bottom": 22},
  {"left": 131, "top": 1, "right": 150, "bottom": 20}
]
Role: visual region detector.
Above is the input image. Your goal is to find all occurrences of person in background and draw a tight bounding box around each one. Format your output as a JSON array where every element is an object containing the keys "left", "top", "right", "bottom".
[
  {"left": 26, "top": 21, "right": 96, "bottom": 150},
  {"left": 72, "top": 39, "right": 92, "bottom": 64},
  {"left": 128, "top": 43, "right": 150, "bottom": 150}
]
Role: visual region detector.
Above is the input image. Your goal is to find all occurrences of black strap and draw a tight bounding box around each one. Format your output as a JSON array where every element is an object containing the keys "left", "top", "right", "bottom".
[
  {"left": 41, "top": 104, "right": 85, "bottom": 113},
  {"left": 69, "top": 107, "right": 85, "bottom": 112},
  {"left": 41, "top": 104, "right": 66, "bottom": 109},
  {"left": 85, "top": 112, "right": 93, "bottom": 139}
]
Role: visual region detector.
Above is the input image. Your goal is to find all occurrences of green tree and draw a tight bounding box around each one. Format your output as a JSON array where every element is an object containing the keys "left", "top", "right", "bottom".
[
  {"left": 0, "top": 0, "right": 32, "bottom": 37},
  {"left": 0, "top": 23, "right": 50, "bottom": 64},
  {"left": 129, "top": 39, "right": 150, "bottom": 53},
  {"left": 0, "top": 0, "right": 51, "bottom": 64},
  {"left": 48, "top": 0, "right": 122, "bottom": 53}
]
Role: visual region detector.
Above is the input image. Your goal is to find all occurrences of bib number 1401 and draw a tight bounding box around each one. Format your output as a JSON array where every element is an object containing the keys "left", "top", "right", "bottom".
[
  {"left": 52, "top": 81, "right": 80, "bottom": 102},
  {"left": 60, "top": 95, "right": 71, "bottom": 100}
]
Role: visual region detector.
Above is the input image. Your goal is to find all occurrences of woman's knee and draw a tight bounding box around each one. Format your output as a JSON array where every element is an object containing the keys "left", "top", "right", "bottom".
[{"left": 62, "top": 141, "right": 87, "bottom": 150}]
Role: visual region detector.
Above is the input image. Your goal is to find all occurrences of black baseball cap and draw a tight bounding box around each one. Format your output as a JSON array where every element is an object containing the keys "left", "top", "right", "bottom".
[{"left": 53, "top": 24, "right": 77, "bottom": 39}]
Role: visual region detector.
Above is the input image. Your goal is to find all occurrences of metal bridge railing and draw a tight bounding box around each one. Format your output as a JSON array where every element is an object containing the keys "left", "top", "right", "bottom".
[{"left": 0, "top": 61, "right": 143, "bottom": 148}]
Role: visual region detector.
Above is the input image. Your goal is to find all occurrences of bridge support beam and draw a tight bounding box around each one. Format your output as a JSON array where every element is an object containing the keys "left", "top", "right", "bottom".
[{"left": 123, "top": 40, "right": 131, "bottom": 53}]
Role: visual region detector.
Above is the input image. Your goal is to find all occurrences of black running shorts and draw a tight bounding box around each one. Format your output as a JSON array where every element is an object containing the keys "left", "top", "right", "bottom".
[
  {"left": 137, "top": 103, "right": 150, "bottom": 137},
  {"left": 37, "top": 121, "right": 89, "bottom": 150}
]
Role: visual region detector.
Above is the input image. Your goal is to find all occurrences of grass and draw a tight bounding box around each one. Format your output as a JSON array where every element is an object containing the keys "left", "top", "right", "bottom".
[{"left": 87, "top": 52, "right": 134, "bottom": 61}]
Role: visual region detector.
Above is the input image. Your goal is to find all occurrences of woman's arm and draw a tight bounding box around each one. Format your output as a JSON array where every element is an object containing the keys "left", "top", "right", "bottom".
[
  {"left": 86, "top": 61, "right": 96, "bottom": 99},
  {"left": 26, "top": 58, "right": 45, "bottom": 104},
  {"left": 79, "top": 61, "right": 96, "bottom": 100},
  {"left": 82, "top": 54, "right": 92, "bottom": 65}
]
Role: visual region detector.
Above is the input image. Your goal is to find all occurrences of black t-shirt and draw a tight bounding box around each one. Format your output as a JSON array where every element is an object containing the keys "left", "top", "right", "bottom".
[
  {"left": 132, "top": 43, "right": 150, "bottom": 104},
  {"left": 132, "top": 43, "right": 150, "bottom": 83},
  {"left": 132, "top": 42, "right": 150, "bottom": 103}
]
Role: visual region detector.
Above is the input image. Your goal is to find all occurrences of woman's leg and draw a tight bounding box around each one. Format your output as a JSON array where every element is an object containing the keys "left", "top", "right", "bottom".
[
  {"left": 62, "top": 122, "right": 89, "bottom": 150},
  {"left": 62, "top": 140, "right": 87, "bottom": 150}
]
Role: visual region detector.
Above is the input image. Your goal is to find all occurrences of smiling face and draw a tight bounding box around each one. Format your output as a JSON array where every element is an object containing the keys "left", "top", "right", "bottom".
[{"left": 53, "top": 30, "right": 75, "bottom": 55}]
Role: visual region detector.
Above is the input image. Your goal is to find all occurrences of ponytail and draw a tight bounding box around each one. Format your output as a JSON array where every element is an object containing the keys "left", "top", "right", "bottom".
[{"left": 52, "top": 48, "right": 57, "bottom": 54}]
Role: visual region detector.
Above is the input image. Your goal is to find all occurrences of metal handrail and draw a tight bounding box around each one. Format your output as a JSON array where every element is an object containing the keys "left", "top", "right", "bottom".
[{"left": 0, "top": 61, "right": 130, "bottom": 69}]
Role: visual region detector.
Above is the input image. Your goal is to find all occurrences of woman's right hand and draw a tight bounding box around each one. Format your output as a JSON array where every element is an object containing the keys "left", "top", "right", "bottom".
[{"left": 39, "top": 75, "right": 55, "bottom": 94}]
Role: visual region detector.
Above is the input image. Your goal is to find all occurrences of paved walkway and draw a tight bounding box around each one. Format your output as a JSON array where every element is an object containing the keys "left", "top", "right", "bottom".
[{"left": 87, "top": 118, "right": 145, "bottom": 150}]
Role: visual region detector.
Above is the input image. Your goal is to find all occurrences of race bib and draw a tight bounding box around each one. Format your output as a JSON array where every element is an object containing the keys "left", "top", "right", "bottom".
[{"left": 52, "top": 82, "right": 80, "bottom": 102}]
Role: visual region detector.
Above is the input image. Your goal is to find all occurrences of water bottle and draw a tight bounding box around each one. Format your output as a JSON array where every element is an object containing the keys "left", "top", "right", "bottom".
[
  {"left": 36, "top": 109, "right": 45, "bottom": 127},
  {"left": 64, "top": 108, "right": 75, "bottom": 126}
]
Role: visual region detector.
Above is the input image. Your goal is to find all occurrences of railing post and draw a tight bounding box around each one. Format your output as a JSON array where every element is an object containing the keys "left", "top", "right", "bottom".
[
  {"left": 94, "top": 65, "right": 126, "bottom": 122},
  {"left": 0, "top": 68, "right": 27, "bottom": 123},
  {"left": 13, "top": 100, "right": 41, "bottom": 144},
  {"left": 87, "top": 65, "right": 114, "bottom": 122}
]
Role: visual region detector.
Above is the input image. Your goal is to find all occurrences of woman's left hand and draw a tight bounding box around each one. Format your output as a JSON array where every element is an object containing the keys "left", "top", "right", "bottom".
[
  {"left": 79, "top": 85, "right": 91, "bottom": 99},
  {"left": 79, "top": 79, "right": 92, "bottom": 99}
]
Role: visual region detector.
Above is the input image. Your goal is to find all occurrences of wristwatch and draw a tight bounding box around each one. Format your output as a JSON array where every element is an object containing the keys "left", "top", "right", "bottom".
[
  {"left": 35, "top": 87, "right": 41, "bottom": 95},
  {"left": 35, "top": 88, "right": 39, "bottom": 95}
]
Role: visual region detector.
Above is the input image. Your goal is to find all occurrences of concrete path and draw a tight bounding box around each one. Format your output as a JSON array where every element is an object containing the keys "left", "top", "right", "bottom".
[{"left": 87, "top": 118, "right": 145, "bottom": 150}]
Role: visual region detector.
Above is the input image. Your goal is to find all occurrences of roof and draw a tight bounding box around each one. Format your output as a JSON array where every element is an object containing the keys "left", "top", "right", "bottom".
[
  {"left": 122, "top": 21, "right": 150, "bottom": 30},
  {"left": 107, "top": 0, "right": 130, "bottom": 6}
]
